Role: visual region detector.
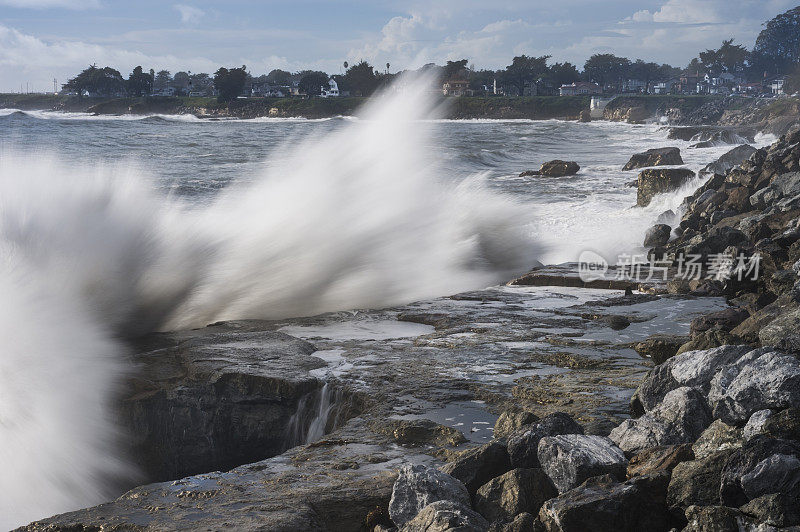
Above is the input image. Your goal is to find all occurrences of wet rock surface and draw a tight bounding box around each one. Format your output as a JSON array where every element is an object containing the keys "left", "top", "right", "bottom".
[
  {"left": 637, "top": 168, "right": 696, "bottom": 207},
  {"left": 623, "top": 147, "right": 684, "bottom": 171}
]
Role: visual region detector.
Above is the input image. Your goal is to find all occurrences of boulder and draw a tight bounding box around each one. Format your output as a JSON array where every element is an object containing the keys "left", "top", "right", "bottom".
[
  {"left": 379, "top": 419, "right": 468, "bottom": 447},
  {"left": 759, "top": 308, "right": 800, "bottom": 352},
  {"left": 750, "top": 172, "right": 800, "bottom": 210},
  {"left": 633, "top": 334, "right": 689, "bottom": 365},
  {"left": 578, "top": 110, "right": 591, "bottom": 123},
  {"left": 682, "top": 505, "right": 745, "bottom": 531},
  {"left": 762, "top": 407, "right": 800, "bottom": 441},
  {"left": 540, "top": 160, "right": 580, "bottom": 177},
  {"left": 506, "top": 412, "right": 583, "bottom": 469},
  {"left": 629, "top": 345, "right": 752, "bottom": 416},
  {"left": 495, "top": 512, "right": 536, "bottom": 532},
  {"left": 400, "top": 500, "right": 490, "bottom": 532},
  {"left": 691, "top": 420, "right": 743, "bottom": 460},
  {"left": 667, "top": 450, "right": 735, "bottom": 508},
  {"left": 473, "top": 468, "right": 557, "bottom": 523},
  {"left": 739, "top": 493, "right": 800, "bottom": 528},
  {"left": 602, "top": 315, "right": 631, "bottom": 330},
  {"left": 610, "top": 387, "right": 712, "bottom": 454},
  {"left": 440, "top": 441, "right": 512, "bottom": 495},
  {"left": 623, "top": 147, "right": 684, "bottom": 171},
  {"left": 637, "top": 168, "right": 696, "bottom": 207},
  {"left": 719, "top": 436, "right": 800, "bottom": 507},
  {"left": 626, "top": 444, "right": 695, "bottom": 479},
  {"left": 689, "top": 308, "right": 749, "bottom": 337},
  {"left": 389, "top": 464, "right": 471, "bottom": 527},
  {"left": 493, "top": 410, "right": 539, "bottom": 440},
  {"left": 538, "top": 473, "right": 674, "bottom": 532},
  {"left": 742, "top": 409, "right": 773, "bottom": 440},
  {"left": 537, "top": 434, "right": 627, "bottom": 493},
  {"left": 643, "top": 224, "right": 672, "bottom": 248},
  {"left": 702, "top": 145, "right": 758, "bottom": 176},
  {"left": 708, "top": 351, "right": 800, "bottom": 424}
]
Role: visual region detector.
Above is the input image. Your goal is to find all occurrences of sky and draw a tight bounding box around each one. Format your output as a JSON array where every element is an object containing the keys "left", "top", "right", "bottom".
[{"left": 0, "top": 0, "right": 797, "bottom": 92}]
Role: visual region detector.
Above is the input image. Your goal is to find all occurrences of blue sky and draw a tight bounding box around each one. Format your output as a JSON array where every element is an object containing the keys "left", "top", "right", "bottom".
[{"left": 0, "top": 0, "right": 797, "bottom": 92}]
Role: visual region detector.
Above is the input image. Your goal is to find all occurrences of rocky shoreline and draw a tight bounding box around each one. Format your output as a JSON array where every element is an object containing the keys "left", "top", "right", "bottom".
[{"left": 17, "top": 117, "right": 800, "bottom": 531}]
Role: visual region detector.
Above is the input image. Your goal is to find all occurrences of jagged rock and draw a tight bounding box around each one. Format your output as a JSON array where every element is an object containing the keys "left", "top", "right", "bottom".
[
  {"left": 578, "top": 110, "right": 591, "bottom": 123},
  {"left": 689, "top": 308, "right": 749, "bottom": 337},
  {"left": 719, "top": 436, "right": 800, "bottom": 507},
  {"left": 708, "top": 351, "right": 800, "bottom": 424},
  {"left": 691, "top": 420, "right": 743, "bottom": 460},
  {"left": 762, "top": 408, "right": 800, "bottom": 441},
  {"left": 494, "top": 512, "right": 536, "bottom": 532},
  {"left": 401, "top": 500, "right": 490, "bottom": 532},
  {"left": 643, "top": 224, "right": 672, "bottom": 248},
  {"left": 389, "top": 464, "right": 471, "bottom": 527},
  {"left": 473, "top": 468, "right": 557, "bottom": 523},
  {"left": 493, "top": 410, "right": 539, "bottom": 439},
  {"left": 610, "top": 387, "right": 711, "bottom": 454},
  {"left": 440, "top": 441, "right": 512, "bottom": 495},
  {"left": 540, "top": 160, "right": 580, "bottom": 177},
  {"left": 750, "top": 172, "right": 800, "bottom": 209},
  {"left": 630, "top": 345, "right": 752, "bottom": 416},
  {"left": 682, "top": 505, "right": 745, "bottom": 531},
  {"left": 674, "top": 328, "right": 740, "bottom": 356},
  {"left": 759, "top": 308, "right": 800, "bottom": 352},
  {"left": 637, "top": 168, "right": 696, "bottom": 207},
  {"left": 702, "top": 144, "right": 758, "bottom": 175},
  {"left": 538, "top": 473, "right": 673, "bottom": 532},
  {"left": 378, "top": 419, "right": 468, "bottom": 447},
  {"left": 626, "top": 444, "right": 695, "bottom": 479},
  {"left": 537, "top": 434, "right": 627, "bottom": 493},
  {"left": 739, "top": 493, "right": 800, "bottom": 528},
  {"left": 667, "top": 450, "right": 735, "bottom": 508},
  {"left": 506, "top": 412, "right": 583, "bottom": 469},
  {"left": 743, "top": 409, "right": 773, "bottom": 440},
  {"left": 634, "top": 334, "right": 689, "bottom": 365},
  {"left": 623, "top": 147, "right": 684, "bottom": 171}
]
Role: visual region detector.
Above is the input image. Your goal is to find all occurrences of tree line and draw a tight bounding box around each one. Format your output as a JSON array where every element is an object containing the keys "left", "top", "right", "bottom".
[{"left": 63, "top": 5, "right": 800, "bottom": 101}]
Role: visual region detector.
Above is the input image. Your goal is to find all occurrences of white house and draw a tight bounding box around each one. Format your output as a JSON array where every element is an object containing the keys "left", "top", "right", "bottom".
[
  {"left": 770, "top": 76, "right": 786, "bottom": 96},
  {"left": 559, "top": 82, "right": 602, "bottom": 96},
  {"left": 320, "top": 77, "right": 339, "bottom": 98}
]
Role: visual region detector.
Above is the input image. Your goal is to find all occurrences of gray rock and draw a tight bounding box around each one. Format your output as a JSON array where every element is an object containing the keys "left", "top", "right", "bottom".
[
  {"left": 643, "top": 224, "right": 672, "bottom": 248},
  {"left": 708, "top": 351, "right": 800, "bottom": 424},
  {"left": 667, "top": 450, "right": 735, "bottom": 508},
  {"left": 682, "top": 505, "right": 746, "bottom": 532},
  {"left": 743, "top": 409, "right": 773, "bottom": 440},
  {"left": 389, "top": 464, "right": 471, "bottom": 527},
  {"left": 691, "top": 419, "right": 742, "bottom": 460},
  {"left": 719, "top": 436, "right": 800, "bottom": 507},
  {"left": 630, "top": 345, "right": 753, "bottom": 416},
  {"left": 762, "top": 407, "right": 800, "bottom": 441},
  {"left": 440, "top": 441, "right": 512, "bottom": 495},
  {"left": 637, "top": 168, "right": 696, "bottom": 207},
  {"left": 623, "top": 147, "right": 684, "bottom": 171},
  {"left": 493, "top": 411, "right": 539, "bottom": 440},
  {"left": 506, "top": 413, "right": 583, "bottom": 469},
  {"left": 495, "top": 512, "right": 536, "bottom": 532},
  {"left": 538, "top": 473, "right": 673, "bottom": 532},
  {"left": 740, "top": 493, "right": 800, "bottom": 528},
  {"left": 401, "top": 500, "right": 490, "bottom": 532},
  {"left": 702, "top": 144, "right": 757, "bottom": 175},
  {"left": 611, "top": 387, "right": 712, "bottom": 454},
  {"left": 473, "top": 468, "right": 557, "bottom": 523},
  {"left": 537, "top": 434, "right": 627, "bottom": 493},
  {"left": 626, "top": 444, "right": 694, "bottom": 478},
  {"left": 633, "top": 334, "right": 689, "bottom": 365},
  {"left": 759, "top": 308, "right": 800, "bottom": 352}
]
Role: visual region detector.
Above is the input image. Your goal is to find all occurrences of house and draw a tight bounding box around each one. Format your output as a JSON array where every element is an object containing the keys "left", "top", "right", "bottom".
[
  {"left": 652, "top": 78, "right": 678, "bottom": 94},
  {"left": 154, "top": 87, "right": 176, "bottom": 97},
  {"left": 320, "top": 78, "right": 339, "bottom": 98},
  {"left": 622, "top": 79, "right": 647, "bottom": 93},
  {"left": 735, "top": 82, "right": 763, "bottom": 95},
  {"left": 676, "top": 71, "right": 702, "bottom": 94},
  {"left": 251, "top": 82, "right": 286, "bottom": 98},
  {"left": 442, "top": 80, "right": 471, "bottom": 97},
  {"left": 768, "top": 76, "right": 787, "bottom": 96},
  {"left": 559, "top": 82, "right": 601, "bottom": 96}
]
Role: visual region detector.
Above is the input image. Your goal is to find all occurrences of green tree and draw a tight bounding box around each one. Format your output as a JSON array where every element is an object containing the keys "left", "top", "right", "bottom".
[
  {"left": 153, "top": 70, "right": 172, "bottom": 91},
  {"left": 63, "top": 65, "right": 125, "bottom": 97},
  {"left": 298, "top": 71, "right": 330, "bottom": 96},
  {"left": 502, "top": 55, "right": 550, "bottom": 96},
  {"left": 698, "top": 39, "right": 749, "bottom": 74},
  {"left": 188, "top": 73, "right": 213, "bottom": 95},
  {"left": 752, "top": 6, "right": 800, "bottom": 76},
  {"left": 213, "top": 65, "right": 248, "bottom": 102},
  {"left": 344, "top": 60, "right": 379, "bottom": 96},
  {"left": 265, "top": 69, "right": 292, "bottom": 85},
  {"left": 545, "top": 62, "right": 581, "bottom": 87},
  {"left": 127, "top": 66, "right": 153, "bottom": 97},
  {"left": 172, "top": 71, "right": 191, "bottom": 94},
  {"left": 583, "top": 54, "right": 631, "bottom": 90},
  {"left": 443, "top": 59, "right": 469, "bottom": 80}
]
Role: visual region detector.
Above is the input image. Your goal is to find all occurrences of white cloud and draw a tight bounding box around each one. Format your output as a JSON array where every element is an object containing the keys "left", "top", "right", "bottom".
[
  {"left": 174, "top": 4, "right": 205, "bottom": 25},
  {"left": 0, "top": 0, "right": 99, "bottom": 8}
]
